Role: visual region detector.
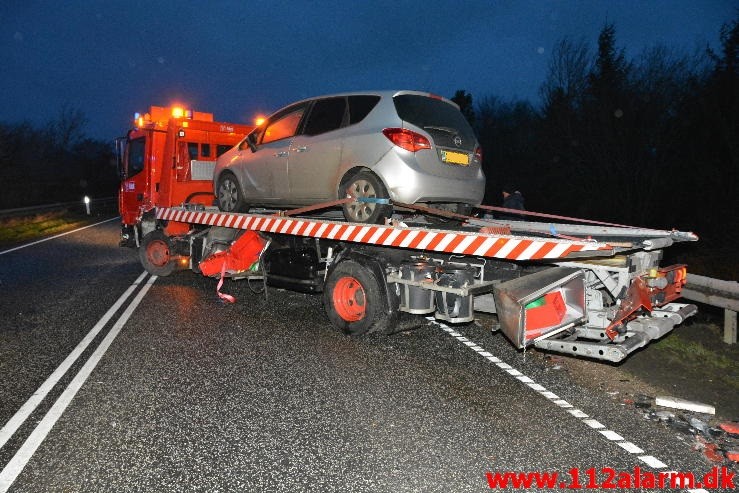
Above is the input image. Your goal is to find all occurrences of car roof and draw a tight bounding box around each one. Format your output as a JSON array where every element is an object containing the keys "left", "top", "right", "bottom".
[{"left": 275, "top": 90, "right": 460, "bottom": 111}]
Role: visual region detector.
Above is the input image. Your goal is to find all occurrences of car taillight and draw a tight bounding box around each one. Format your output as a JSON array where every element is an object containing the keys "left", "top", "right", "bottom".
[
  {"left": 382, "top": 128, "right": 431, "bottom": 153},
  {"left": 474, "top": 146, "right": 483, "bottom": 162}
]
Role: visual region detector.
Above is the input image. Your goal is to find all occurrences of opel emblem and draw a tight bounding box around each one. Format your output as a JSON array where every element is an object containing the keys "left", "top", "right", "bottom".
[{"left": 453, "top": 135, "right": 462, "bottom": 147}]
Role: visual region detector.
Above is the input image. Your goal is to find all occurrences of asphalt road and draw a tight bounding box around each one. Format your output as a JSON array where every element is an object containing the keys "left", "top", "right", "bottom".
[{"left": 0, "top": 219, "right": 728, "bottom": 492}]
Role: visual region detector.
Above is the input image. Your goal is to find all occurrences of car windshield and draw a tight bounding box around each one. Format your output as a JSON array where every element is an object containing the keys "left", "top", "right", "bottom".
[{"left": 393, "top": 95, "right": 476, "bottom": 150}]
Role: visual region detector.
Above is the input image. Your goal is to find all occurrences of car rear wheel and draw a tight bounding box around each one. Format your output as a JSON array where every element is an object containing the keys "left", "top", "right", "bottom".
[
  {"left": 341, "top": 171, "right": 393, "bottom": 224},
  {"left": 216, "top": 172, "right": 247, "bottom": 212}
]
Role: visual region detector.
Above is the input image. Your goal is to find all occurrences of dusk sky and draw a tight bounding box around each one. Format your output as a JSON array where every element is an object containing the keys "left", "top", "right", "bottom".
[{"left": 1, "top": 1, "right": 736, "bottom": 141}]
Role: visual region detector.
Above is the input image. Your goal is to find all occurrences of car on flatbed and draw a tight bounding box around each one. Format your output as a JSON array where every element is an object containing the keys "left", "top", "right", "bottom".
[{"left": 214, "top": 90, "right": 485, "bottom": 224}]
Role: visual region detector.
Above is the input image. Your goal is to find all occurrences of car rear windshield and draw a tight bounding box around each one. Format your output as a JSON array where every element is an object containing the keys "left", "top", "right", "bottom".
[{"left": 393, "top": 94, "right": 476, "bottom": 150}]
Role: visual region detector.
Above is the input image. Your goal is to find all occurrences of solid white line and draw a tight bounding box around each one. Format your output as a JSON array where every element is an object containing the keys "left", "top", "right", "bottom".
[
  {"left": 0, "top": 217, "right": 119, "bottom": 256},
  {"left": 0, "top": 271, "right": 148, "bottom": 451},
  {"left": 0, "top": 275, "right": 157, "bottom": 492}
]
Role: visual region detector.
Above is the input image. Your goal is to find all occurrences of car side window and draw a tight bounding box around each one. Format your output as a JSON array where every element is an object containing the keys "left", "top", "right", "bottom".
[
  {"left": 348, "top": 95, "right": 380, "bottom": 124},
  {"left": 262, "top": 107, "right": 306, "bottom": 145},
  {"left": 302, "top": 97, "right": 347, "bottom": 136}
]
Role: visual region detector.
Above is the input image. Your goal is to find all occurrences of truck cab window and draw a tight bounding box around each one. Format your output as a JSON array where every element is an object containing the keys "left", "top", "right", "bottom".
[
  {"left": 187, "top": 142, "right": 199, "bottom": 160},
  {"left": 201, "top": 143, "right": 211, "bottom": 158},
  {"left": 126, "top": 138, "right": 145, "bottom": 177}
]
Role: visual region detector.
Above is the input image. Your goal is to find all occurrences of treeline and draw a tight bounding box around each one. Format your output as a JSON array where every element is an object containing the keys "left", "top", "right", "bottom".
[
  {"left": 0, "top": 105, "right": 119, "bottom": 209},
  {"left": 456, "top": 17, "right": 738, "bottom": 242}
]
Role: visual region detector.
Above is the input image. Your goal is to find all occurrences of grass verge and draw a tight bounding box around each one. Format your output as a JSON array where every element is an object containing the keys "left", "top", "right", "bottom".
[{"left": 0, "top": 211, "right": 95, "bottom": 246}]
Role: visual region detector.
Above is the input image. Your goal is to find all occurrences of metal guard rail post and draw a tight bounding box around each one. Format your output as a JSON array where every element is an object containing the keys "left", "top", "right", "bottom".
[{"left": 682, "top": 274, "right": 739, "bottom": 344}]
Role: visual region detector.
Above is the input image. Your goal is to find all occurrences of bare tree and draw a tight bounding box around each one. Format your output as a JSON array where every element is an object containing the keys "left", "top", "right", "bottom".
[{"left": 540, "top": 37, "right": 591, "bottom": 111}]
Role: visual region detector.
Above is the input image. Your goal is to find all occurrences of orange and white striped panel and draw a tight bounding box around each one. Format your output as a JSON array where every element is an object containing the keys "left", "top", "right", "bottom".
[{"left": 156, "top": 208, "right": 613, "bottom": 261}]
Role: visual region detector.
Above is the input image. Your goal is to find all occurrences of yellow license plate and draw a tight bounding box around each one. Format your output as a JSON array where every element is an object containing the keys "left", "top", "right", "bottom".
[{"left": 441, "top": 150, "right": 469, "bottom": 165}]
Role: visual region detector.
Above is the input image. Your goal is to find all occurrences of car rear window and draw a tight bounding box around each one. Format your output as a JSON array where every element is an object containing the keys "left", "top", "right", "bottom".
[
  {"left": 393, "top": 94, "right": 476, "bottom": 150},
  {"left": 348, "top": 95, "right": 380, "bottom": 124}
]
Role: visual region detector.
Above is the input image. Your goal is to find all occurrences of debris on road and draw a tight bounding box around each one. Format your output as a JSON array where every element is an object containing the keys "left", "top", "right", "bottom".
[
  {"left": 634, "top": 394, "right": 653, "bottom": 408},
  {"left": 655, "top": 395, "right": 716, "bottom": 415},
  {"left": 693, "top": 436, "right": 727, "bottom": 463},
  {"left": 617, "top": 392, "right": 738, "bottom": 467},
  {"left": 719, "top": 422, "right": 739, "bottom": 437}
]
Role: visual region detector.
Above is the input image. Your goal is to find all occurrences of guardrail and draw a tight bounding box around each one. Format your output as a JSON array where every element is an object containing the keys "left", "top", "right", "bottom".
[
  {"left": 682, "top": 274, "right": 739, "bottom": 344},
  {"left": 0, "top": 197, "right": 117, "bottom": 219}
]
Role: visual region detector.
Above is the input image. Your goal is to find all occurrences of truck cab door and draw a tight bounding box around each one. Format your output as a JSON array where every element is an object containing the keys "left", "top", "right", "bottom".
[{"left": 119, "top": 135, "right": 149, "bottom": 225}]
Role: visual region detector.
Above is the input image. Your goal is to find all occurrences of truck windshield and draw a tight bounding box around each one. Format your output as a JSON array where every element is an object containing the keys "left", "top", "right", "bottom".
[{"left": 126, "top": 137, "right": 145, "bottom": 178}]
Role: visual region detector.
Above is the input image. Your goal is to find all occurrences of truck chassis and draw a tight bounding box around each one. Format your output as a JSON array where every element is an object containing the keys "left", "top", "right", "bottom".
[{"left": 127, "top": 203, "right": 698, "bottom": 363}]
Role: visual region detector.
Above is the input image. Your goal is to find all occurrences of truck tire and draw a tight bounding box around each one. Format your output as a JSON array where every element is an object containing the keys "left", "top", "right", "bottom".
[
  {"left": 341, "top": 171, "right": 393, "bottom": 224},
  {"left": 324, "top": 258, "right": 393, "bottom": 336},
  {"left": 139, "top": 230, "right": 176, "bottom": 276},
  {"left": 216, "top": 172, "right": 247, "bottom": 212}
]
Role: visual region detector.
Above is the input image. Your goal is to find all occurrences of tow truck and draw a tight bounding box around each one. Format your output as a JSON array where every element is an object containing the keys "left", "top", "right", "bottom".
[{"left": 118, "top": 105, "right": 699, "bottom": 363}]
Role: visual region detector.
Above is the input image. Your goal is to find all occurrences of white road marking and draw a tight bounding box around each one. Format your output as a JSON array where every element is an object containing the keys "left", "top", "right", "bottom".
[
  {"left": 616, "top": 441, "right": 644, "bottom": 454},
  {"left": 0, "top": 217, "right": 119, "bottom": 256},
  {"left": 599, "top": 430, "right": 625, "bottom": 441},
  {"left": 0, "top": 271, "right": 148, "bottom": 451},
  {"left": 430, "top": 319, "right": 674, "bottom": 473},
  {"left": 583, "top": 419, "right": 606, "bottom": 429},
  {"left": 0, "top": 275, "right": 157, "bottom": 492},
  {"left": 638, "top": 455, "right": 668, "bottom": 469}
]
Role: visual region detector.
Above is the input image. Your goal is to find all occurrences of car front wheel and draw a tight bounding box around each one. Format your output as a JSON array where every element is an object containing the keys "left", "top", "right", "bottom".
[{"left": 216, "top": 172, "right": 246, "bottom": 212}]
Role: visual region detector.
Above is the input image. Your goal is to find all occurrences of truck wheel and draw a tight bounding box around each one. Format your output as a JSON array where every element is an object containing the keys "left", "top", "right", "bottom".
[
  {"left": 139, "top": 230, "right": 176, "bottom": 276},
  {"left": 341, "top": 171, "right": 392, "bottom": 224},
  {"left": 324, "top": 259, "right": 391, "bottom": 336},
  {"left": 216, "top": 172, "right": 247, "bottom": 212}
]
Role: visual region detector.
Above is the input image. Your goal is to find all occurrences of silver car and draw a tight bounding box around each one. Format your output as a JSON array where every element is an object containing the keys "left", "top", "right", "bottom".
[{"left": 214, "top": 90, "right": 485, "bottom": 224}]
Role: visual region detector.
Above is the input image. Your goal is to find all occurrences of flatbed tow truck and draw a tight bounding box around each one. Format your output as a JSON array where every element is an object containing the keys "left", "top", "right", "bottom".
[{"left": 119, "top": 105, "right": 699, "bottom": 363}]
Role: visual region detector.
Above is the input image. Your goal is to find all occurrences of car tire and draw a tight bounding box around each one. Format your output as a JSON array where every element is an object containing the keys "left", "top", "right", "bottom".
[
  {"left": 139, "top": 230, "right": 176, "bottom": 276},
  {"left": 341, "top": 171, "right": 393, "bottom": 224},
  {"left": 323, "top": 259, "right": 393, "bottom": 336},
  {"left": 216, "top": 172, "right": 247, "bottom": 212}
]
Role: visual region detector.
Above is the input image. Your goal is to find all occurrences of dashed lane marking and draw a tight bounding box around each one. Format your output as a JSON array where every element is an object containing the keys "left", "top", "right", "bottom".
[{"left": 431, "top": 319, "right": 680, "bottom": 478}]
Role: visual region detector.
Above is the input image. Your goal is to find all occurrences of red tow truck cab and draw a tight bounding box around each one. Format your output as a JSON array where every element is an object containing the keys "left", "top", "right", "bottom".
[{"left": 118, "top": 105, "right": 252, "bottom": 245}]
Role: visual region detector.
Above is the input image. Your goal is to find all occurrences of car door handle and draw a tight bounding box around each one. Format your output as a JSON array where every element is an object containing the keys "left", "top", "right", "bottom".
[
  {"left": 274, "top": 151, "right": 288, "bottom": 157},
  {"left": 293, "top": 146, "right": 308, "bottom": 153}
]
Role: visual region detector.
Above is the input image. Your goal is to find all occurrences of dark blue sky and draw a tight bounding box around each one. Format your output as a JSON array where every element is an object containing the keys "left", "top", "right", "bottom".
[{"left": 1, "top": 1, "right": 735, "bottom": 140}]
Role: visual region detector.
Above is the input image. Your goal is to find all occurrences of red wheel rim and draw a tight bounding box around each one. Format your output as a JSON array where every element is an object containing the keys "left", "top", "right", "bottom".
[
  {"left": 147, "top": 240, "right": 170, "bottom": 267},
  {"left": 333, "top": 276, "right": 366, "bottom": 322}
]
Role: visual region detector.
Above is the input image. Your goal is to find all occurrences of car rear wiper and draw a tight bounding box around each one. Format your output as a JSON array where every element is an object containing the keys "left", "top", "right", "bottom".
[{"left": 423, "top": 126, "right": 458, "bottom": 134}]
